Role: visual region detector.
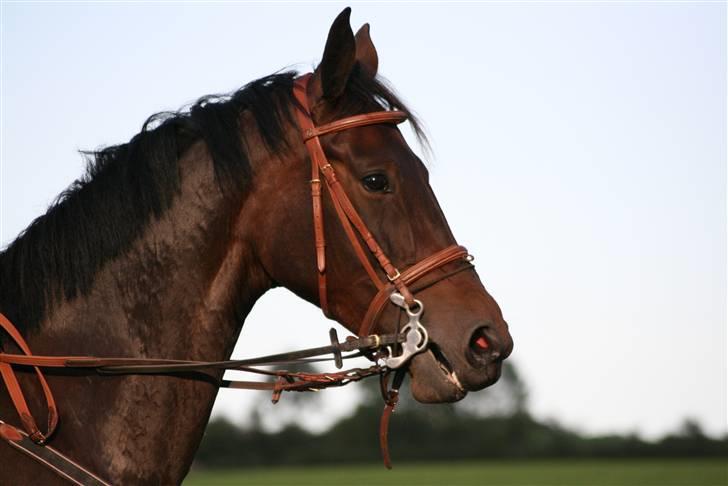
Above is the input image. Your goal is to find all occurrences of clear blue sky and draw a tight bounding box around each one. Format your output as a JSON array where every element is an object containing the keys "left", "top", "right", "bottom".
[{"left": 1, "top": 2, "right": 726, "bottom": 439}]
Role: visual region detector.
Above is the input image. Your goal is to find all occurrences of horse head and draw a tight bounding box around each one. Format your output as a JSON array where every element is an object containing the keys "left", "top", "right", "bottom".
[{"left": 250, "top": 9, "right": 513, "bottom": 403}]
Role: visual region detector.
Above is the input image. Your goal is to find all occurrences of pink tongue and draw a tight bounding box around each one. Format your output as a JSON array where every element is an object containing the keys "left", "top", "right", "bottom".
[{"left": 475, "top": 336, "right": 489, "bottom": 350}]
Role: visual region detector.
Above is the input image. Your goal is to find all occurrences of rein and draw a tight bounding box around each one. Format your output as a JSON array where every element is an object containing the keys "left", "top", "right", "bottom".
[{"left": 0, "top": 73, "right": 474, "bottom": 483}]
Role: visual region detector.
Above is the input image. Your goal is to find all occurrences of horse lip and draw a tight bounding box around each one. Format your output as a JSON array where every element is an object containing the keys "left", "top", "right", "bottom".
[
  {"left": 408, "top": 348, "right": 467, "bottom": 403},
  {"left": 428, "top": 344, "right": 466, "bottom": 396}
]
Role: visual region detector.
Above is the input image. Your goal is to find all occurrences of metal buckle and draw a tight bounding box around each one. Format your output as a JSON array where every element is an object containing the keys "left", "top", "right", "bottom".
[
  {"left": 383, "top": 292, "right": 429, "bottom": 369},
  {"left": 386, "top": 269, "right": 401, "bottom": 282},
  {"left": 369, "top": 334, "right": 382, "bottom": 349}
]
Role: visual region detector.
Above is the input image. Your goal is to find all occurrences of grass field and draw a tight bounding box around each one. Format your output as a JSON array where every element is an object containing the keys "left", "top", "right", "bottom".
[{"left": 184, "top": 459, "right": 727, "bottom": 486}]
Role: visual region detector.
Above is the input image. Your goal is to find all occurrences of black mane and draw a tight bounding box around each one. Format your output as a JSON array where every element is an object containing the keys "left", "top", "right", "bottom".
[{"left": 0, "top": 66, "right": 423, "bottom": 333}]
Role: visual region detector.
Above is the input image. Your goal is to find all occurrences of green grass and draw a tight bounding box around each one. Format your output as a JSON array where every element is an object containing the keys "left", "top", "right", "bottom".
[{"left": 184, "top": 459, "right": 727, "bottom": 486}]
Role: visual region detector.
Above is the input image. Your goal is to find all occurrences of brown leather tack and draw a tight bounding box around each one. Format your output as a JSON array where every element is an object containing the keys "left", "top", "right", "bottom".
[
  {"left": 380, "top": 397, "right": 397, "bottom": 469},
  {"left": 0, "top": 419, "right": 111, "bottom": 486},
  {"left": 0, "top": 312, "right": 58, "bottom": 445},
  {"left": 0, "top": 422, "right": 22, "bottom": 441},
  {"left": 290, "top": 74, "right": 474, "bottom": 469},
  {"left": 292, "top": 75, "right": 471, "bottom": 339}
]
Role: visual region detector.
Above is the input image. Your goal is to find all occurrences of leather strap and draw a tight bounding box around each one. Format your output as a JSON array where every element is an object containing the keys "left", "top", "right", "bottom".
[
  {"left": 327, "top": 178, "right": 384, "bottom": 289},
  {"left": 379, "top": 368, "right": 406, "bottom": 469},
  {"left": 0, "top": 330, "right": 404, "bottom": 374},
  {"left": 221, "top": 365, "right": 382, "bottom": 395},
  {"left": 359, "top": 245, "right": 470, "bottom": 336},
  {"left": 0, "top": 420, "right": 110, "bottom": 486},
  {"left": 293, "top": 75, "right": 417, "bottom": 320},
  {"left": 291, "top": 75, "right": 476, "bottom": 470},
  {"left": 293, "top": 75, "right": 402, "bottom": 315},
  {"left": 294, "top": 75, "right": 330, "bottom": 316},
  {"left": 291, "top": 76, "right": 473, "bottom": 342},
  {"left": 303, "top": 111, "right": 408, "bottom": 141},
  {"left": 0, "top": 313, "right": 58, "bottom": 444}
]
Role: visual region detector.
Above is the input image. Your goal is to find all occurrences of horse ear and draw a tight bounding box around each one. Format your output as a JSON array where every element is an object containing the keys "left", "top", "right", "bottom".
[
  {"left": 311, "top": 8, "right": 356, "bottom": 100},
  {"left": 354, "top": 23, "right": 378, "bottom": 78}
]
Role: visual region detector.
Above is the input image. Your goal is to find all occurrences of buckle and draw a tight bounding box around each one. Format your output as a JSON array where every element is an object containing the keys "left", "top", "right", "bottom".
[
  {"left": 386, "top": 269, "right": 401, "bottom": 282},
  {"left": 368, "top": 334, "right": 382, "bottom": 349}
]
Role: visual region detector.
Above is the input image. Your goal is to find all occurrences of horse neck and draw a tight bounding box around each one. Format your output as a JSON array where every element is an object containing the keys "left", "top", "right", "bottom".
[
  {"left": 35, "top": 140, "right": 269, "bottom": 359},
  {"left": 8, "top": 140, "right": 275, "bottom": 483}
]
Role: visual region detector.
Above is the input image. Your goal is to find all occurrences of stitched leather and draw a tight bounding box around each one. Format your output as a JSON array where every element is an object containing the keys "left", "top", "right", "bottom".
[
  {"left": 0, "top": 313, "right": 58, "bottom": 445},
  {"left": 358, "top": 245, "right": 470, "bottom": 336},
  {"left": 303, "top": 111, "right": 408, "bottom": 140},
  {"left": 294, "top": 75, "right": 416, "bottom": 316},
  {"left": 327, "top": 179, "right": 384, "bottom": 288},
  {"left": 292, "top": 76, "right": 472, "bottom": 339},
  {"left": 289, "top": 74, "right": 478, "bottom": 471},
  {"left": 0, "top": 419, "right": 111, "bottom": 486},
  {"left": 0, "top": 332, "right": 405, "bottom": 372}
]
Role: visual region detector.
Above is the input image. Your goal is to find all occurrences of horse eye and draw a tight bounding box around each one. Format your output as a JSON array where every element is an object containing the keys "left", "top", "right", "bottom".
[{"left": 362, "top": 173, "right": 389, "bottom": 192}]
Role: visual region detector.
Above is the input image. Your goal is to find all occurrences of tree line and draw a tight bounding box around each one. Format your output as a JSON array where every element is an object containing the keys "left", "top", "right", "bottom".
[{"left": 193, "top": 363, "right": 727, "bottom": 467}]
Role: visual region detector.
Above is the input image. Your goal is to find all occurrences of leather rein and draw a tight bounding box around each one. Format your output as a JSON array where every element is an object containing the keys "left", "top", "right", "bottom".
[{"left": 0, "top": 74, "right": 474, "bottom": 482}]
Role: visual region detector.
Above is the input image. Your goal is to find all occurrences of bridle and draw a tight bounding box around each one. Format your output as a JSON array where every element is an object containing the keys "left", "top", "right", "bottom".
[
  {"left": 292, "top": 73, "right": 471, "bottom": 350},
  {"left": 0, "top": 73, "right": 475, "bottom": 483}
]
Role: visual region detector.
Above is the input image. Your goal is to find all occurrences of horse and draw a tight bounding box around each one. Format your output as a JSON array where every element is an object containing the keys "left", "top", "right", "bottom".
[{"left": 0, "top": 8, "right": 513, "bottom": 484}]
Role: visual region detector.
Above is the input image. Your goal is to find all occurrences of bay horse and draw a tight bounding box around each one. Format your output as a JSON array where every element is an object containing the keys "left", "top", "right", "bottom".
[{"left": 0, "top": 8, "right": 512, "bottom": 485}]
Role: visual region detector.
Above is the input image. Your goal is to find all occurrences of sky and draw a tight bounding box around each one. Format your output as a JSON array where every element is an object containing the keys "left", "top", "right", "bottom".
[{"left": 1, "top": 2, "right": 726, "bottom": 440}]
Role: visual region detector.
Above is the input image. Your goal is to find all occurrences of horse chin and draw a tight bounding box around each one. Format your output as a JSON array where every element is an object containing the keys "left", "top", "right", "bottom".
[{"left": 408, "top": 349, "right": 468, "bottom": 403}]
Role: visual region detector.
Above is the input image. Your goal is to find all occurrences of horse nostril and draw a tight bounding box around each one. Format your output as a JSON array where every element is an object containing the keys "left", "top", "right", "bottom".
[
  {"left": 470, "top": 327, "right": 491, "bottom": 354},
  {"left": 469, "top": 326, "right": 502, "bottom": 362}
]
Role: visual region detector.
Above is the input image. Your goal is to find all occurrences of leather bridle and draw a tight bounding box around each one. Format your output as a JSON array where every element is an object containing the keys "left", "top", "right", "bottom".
[
  {"left": 0, "top": 73, "right": 475, "bottom": 482},
  {"left": 292, "top": 74, "right": 472, "bottom": 337}
]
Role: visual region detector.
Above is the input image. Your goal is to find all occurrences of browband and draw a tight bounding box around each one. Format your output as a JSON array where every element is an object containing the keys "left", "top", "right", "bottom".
[{"left": 303, "top": 111, "right": 408, "bottom": 141}]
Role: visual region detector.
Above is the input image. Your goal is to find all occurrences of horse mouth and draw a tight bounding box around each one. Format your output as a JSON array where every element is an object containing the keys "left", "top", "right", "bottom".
[
  {"left": 429, "top": 343, "right": 466, "bottom": 393},
  {"left": 408, "top": 344, "right": 467, "bottom": 403}
]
